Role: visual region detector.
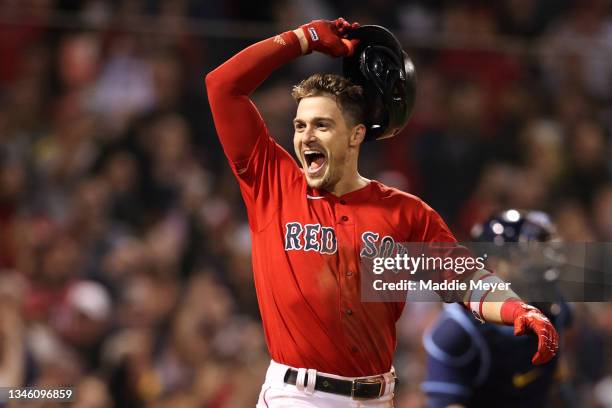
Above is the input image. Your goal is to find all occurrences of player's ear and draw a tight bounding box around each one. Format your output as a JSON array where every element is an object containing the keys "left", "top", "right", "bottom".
[{"left": 349, "top": 123, "right": 366, "bottom": 147}]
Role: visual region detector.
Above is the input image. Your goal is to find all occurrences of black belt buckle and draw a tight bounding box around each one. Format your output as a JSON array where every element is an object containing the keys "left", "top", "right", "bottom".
[{"left": 351, "top": 376, "right": 385, "bottom": 399}]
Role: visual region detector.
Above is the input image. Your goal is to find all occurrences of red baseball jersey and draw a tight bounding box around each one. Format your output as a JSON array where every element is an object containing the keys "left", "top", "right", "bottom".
[{"left": 206, "top": 31, "right": 456, "bottom": 377}]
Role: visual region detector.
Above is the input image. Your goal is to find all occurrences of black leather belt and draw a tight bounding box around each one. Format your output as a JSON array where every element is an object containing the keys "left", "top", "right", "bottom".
[{"left": 283, "top": 368, "right": 395, "bottom": 399}]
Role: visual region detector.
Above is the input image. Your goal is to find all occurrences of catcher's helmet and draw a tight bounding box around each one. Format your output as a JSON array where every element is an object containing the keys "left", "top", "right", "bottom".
[
  {"left": 471, "top": 210, "right": 566, "bottom": 314},
  {"left": 471, "top": 209, "right": 557, "bottom": 244},
  {"left": 343, "top": 25, "right": 416, "bottom": 141}
]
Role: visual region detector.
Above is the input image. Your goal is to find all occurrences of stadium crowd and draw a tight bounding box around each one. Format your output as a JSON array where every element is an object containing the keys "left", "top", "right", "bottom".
[{"left": 0, "top": 0, "right": 611, "bottom": 406}]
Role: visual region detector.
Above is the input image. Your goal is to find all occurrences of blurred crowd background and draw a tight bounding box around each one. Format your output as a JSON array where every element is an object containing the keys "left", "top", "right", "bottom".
[{"left": 1, "top": 0, "right": 612, "bottom": 407}]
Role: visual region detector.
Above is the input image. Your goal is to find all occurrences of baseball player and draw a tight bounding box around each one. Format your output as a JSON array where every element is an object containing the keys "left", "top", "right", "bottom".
[
  {"left": 422, "top": 210, "right": 572, "bottom": 408},
  {"left": 205, "top": 18, "right": 558, "bottom": 407}
]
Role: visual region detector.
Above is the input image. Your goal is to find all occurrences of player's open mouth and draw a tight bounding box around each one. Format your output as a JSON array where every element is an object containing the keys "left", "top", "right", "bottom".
[{"left": 303, "top": 149, "right": 327, "bottom": 176}]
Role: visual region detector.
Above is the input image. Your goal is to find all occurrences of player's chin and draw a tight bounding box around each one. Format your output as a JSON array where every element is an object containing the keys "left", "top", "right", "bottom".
[
  {"left": 305, "top": 169, "right": 329, "bottom": 189},
  {"left": 305, "top": 174, "right": 324, "bottom": 189}
]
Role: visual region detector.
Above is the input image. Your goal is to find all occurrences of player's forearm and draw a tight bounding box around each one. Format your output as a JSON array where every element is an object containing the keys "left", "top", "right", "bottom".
[
  {"left": 205, "top": 30, "right": 303, "bottom": 98},
  {"left": 480, "top": 298, "right": 519, "bottom": 325},
  {"left": 205, "top": 30, "right": 303, "bottom": 165},
  {"left": 461, "top": 269, "right": 521, "bottom": 324}
]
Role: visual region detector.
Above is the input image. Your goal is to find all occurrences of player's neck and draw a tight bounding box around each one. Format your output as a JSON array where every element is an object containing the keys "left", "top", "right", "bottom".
[{"left": 327, "top": 173, "right": 370, "bottom": 197}]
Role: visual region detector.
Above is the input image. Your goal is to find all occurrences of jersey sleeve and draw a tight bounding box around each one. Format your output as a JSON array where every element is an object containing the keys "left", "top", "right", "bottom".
[
  {"left": 205, "top": 31, "right": 304, "bottom": 231},
  {"left": 422, "top": 310, "right": 480, "bottom": 407},
  {"left": 408, "top": 198, "right": 457, "bottom": 243},
  {"left": 407, "top": 198, "right": 478, "bottom": 302}
]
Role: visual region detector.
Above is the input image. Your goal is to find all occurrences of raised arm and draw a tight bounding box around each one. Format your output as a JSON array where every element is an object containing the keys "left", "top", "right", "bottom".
[
  {"left": 204, "top": 31, "right": 303, "bottom": 168},
  {"left": 205, "top": 19, "right": 357, "bottom": 170}
]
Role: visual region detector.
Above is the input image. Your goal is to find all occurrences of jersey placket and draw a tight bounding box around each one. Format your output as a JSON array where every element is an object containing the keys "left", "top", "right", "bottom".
[{"left": 334, "top": 198, "right": 361, "bottom": 355}]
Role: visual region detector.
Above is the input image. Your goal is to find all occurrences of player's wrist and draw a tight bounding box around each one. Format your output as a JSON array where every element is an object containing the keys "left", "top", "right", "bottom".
[
  {"left": 500, "top": 298, "right": 536, "bottom": 325},
  {"left": 297, "top": 19, "right": 358, "bottom": 57},
  {"left": 292, "top": 28, "right": 309, "bottom": 55},
  {"left": 297, "top": 21, "right": 322, "bottom": 54}
]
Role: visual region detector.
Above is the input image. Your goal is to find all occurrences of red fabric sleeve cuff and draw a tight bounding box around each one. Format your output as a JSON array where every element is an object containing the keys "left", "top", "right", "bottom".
[
  {"left": 500, "top": 298, "right": 523, "bottom": 325},
  {"left": 278, "top": 30, "right": 302, "bottom": 57}
]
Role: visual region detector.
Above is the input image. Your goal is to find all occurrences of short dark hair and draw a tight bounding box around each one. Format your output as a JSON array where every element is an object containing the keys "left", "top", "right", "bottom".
[{"left": 291, "top": 74, "right": 365, "bottom": 126}]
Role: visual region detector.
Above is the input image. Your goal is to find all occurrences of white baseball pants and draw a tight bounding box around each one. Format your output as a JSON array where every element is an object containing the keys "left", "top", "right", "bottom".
[{"left": 256, "top": 360, "right": 396, "bottom": 407}]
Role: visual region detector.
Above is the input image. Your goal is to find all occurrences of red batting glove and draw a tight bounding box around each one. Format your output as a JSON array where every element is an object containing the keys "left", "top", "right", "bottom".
[
  {"left": 501, "top": 299, "right": 559, "bottom": 365},
  {"left": 300, "top": 18, "right": 360, "bottom": 57}
]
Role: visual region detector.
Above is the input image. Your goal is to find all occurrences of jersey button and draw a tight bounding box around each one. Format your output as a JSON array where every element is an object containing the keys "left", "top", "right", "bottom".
[
  {"left": 346, "top": 308, "right": 353, "bottom": 316},
  {"left": 346, "top": 271, "right": 353, "bottom": 277},
  {"left": 340, "top": 199, "right": 347, "bottom": 205},
  {"left": 341, "top": 215, "right": 349, "bottom": 222}
]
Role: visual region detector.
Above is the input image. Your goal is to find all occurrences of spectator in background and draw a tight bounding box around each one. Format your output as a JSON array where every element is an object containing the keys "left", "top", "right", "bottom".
[
  {"left": 592, "top": 184, "right": 612, "bottom": 240},
  {"left": 561, "top": 119, "right": 610, "bottom": 206},
  {"left": 539, "top": 0, "right": 612, "bottom": 102},
  {"left": 416, "top": 80, "right": 491, "bottom": 226}
]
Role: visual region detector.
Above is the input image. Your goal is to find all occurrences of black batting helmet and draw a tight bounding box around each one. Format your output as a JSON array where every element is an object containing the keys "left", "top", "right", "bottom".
[{"left": 343, "top": 25, "right": 416, "bottom": 141}]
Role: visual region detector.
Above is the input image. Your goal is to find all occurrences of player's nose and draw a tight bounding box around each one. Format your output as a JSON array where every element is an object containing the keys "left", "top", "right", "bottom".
[{"left": 301, "top": 126, "right": 317, "bottom": 143}]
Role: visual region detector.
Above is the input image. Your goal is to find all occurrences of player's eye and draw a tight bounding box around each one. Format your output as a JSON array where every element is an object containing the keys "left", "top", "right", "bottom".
[
  {"left": 294, "top": 122, "right": 305, "bottom": 131},
  {"left": 316, "top": 122, "right": 328, "bottom": 130}
]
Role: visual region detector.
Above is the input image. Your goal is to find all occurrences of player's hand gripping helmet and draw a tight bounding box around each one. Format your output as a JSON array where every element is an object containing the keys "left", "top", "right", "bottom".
[{"left": 343, "top": 25, "right": 416, "bottom": 141}]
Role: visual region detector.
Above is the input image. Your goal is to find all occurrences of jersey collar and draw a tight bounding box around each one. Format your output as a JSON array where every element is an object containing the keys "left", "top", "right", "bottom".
[{"left": 308, "top": 180, "right": 376, "bottom": 203}]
